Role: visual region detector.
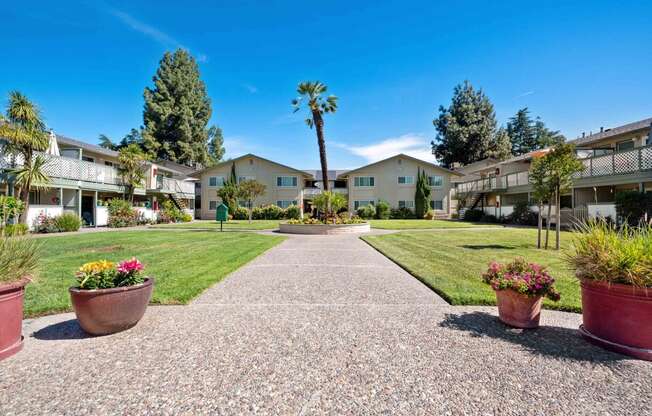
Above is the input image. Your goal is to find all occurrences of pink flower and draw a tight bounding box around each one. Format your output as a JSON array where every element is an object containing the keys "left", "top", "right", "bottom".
[{"left": 117, "top": 257, "right": 144, "bottom": 274}]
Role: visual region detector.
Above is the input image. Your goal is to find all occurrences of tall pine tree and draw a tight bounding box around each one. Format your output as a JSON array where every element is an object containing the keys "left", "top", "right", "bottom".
[
  {"left": 143, "top": 49, "right": 219, "bottom": 167},
  {"left": 507, "top": 108, "right": 565, "bottom": 155},
  {"left": 414, "top": 167, "right": 431, "bottom": 218},
  {"left": 431, "top": 81, "right": 511, "bottom": 168}
]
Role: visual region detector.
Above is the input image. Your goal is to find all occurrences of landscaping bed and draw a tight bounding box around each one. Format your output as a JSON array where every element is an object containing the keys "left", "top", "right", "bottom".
[
  {"left": 362, "top": 228, "right": 580, "bottom": 312},
  {"left": 24, "top": 230, "right": 284, "bottom": 317}
]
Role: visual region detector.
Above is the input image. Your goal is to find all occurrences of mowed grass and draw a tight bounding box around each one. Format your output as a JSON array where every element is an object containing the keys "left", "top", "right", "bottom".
[
  {"left": 25, "top": 230, "right": 284, "bottom": 317},
  {"left": 369, "top": 219, "right": 502, "bottom": 230},
  {"left": 150, "top": 219, "right": 280, "bottom": 230},
  {"left": 362, "top": 228, "right": 580, "bottom": 312}
]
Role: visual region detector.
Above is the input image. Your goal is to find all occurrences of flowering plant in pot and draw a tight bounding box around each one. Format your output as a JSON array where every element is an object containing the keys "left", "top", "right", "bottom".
[
  {"left": 566, "top": 220, "right": 652, "bottom": 360},
  {"left": 482, "top": 258, "right": 560, "bottom": 328},
  {"left": 69, "top": 257, "right": 153, "bottom": 335},
  {"left": 0, "top": 236, "right": 39, "bottom": 360}
]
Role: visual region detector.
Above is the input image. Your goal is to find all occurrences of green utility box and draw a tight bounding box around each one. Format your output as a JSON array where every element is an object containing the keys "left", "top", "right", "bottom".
[{"left": 215, "top": 203, "right": 229, "bottom": 222}]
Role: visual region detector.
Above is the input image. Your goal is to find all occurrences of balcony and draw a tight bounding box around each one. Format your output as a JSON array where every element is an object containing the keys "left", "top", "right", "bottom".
[
  {"left": 303, "top": 187, "right": 348, "bottom": 197},
  {"left": 574, "top": 145, "right": 652, "bottom": 179},
  {"left": 152, "top": 176, "right": 196, "bottom": 197}
]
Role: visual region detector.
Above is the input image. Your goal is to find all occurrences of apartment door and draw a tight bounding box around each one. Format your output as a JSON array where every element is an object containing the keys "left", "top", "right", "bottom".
[{"left": 81, "top": 195, "right": 94, "bottom": 226}]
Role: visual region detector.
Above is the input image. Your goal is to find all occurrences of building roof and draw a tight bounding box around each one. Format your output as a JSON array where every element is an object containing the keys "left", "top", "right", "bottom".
[
  {"left": 337, "top": 153, "right": 463, "bottom": 178},
  {"left": 452, "top": 158, "right": 498, "bottom": 175},
  {"left": 302, "top": 169, "right": 350, "bottom": 181},
  {"left": 155, "top": 159, "right": 198, "bottom": 176},
  {"left": 569, "top": 117, "right": 652, "bottom": 147},
  {"left": 56, "top": 134, "right": 119, "bottom": 158},
  {"left": 191, "top": 153, "right": 314, "bottom": 178}
]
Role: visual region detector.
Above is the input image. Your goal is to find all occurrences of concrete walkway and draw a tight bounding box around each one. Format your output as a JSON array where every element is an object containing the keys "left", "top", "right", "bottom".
[{"left": 1, "top": 233, "right": 651, "bottom": 415}]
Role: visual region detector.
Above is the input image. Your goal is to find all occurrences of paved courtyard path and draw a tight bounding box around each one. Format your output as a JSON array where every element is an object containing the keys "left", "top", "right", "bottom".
[{"left": 1, "top": 232, "right": 651, "bottom": 415}]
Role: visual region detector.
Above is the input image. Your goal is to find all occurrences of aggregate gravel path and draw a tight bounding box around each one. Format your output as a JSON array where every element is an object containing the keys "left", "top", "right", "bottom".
[{"left": 1, "top": 232, "right": 651, "bottom": 415}]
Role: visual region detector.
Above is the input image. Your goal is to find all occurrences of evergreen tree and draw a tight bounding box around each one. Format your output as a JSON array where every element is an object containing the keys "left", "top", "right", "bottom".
[
  {"left": 534, "top": 117, "right": 565, "bottom": 148},
  {"left": 414, "top": 167, "right": 431, "bottom": 218},
  {"left": 207, "top": 125, "right": 225, "bottom": 165},
  {"left": 490, "top": 127, "right": 513, "bottom": 161},
  {"left": 142, "top": 49, "right": 217, "bottom": 168},
  {"left": 507, "top": 108, "right": 537, "bottom": 156},
  {"left": 431, "top": 81, "right": 505, "bottom": 168}
]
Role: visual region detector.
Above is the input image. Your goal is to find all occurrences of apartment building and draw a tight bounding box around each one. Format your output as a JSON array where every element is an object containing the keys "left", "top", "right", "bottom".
[
  {"left": 454, "top": 117, "right": 652, "bottom": 222},
  {"left": 0, "top": 131, "right": 196, "bottom": 227}
]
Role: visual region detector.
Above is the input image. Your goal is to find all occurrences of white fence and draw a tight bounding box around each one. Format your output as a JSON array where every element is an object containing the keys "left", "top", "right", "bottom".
[{"left": 26, "top": 206, "right": 63, "bottom": 230}]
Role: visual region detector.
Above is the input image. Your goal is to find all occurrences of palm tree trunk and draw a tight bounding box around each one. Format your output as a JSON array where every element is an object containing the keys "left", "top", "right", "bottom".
[
  {"left": 545, "top": 202, "right": 551, "bottom": 249},
  {"left": 248, "top": 202, "right": 252, "bottom": 224},
  {"left": 312, "top": 110, "right": 330, "bottom": 193},
  {"left": 537, "top": 202, "right": 542, "bottom": 249},
  {"left": 19, "top": 152, "right": 33, "bottom": 225},
  {"left": 555, "top": 188, "right": 561, "bottom": 250}
]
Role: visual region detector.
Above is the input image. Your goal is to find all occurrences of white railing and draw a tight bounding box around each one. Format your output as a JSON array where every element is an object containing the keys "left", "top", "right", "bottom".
[
  {"left": 1, "top": 152, "right": 123, "bottom": 185},
  {"left": 575, "top": 145, "right": 652, "bottom": 178},
  {"left": 156, "top": 177, "right": 195, "bottom": 195},
  {"left": 303, "top": 187, "right": 348, "bottom": 196}
]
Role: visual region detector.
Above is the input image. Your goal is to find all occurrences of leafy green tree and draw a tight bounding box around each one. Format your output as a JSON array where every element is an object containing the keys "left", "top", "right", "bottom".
[
  {"left": 414, "top": 168, "right": 431, "bottom": 218},
  {"left": 207, "top": 125, "right": 225, "bottom": 165},
  {"left": 237, "top": 180, "right": 266, "bottom": 223},
  {"left": 313, "top": 191, "right": 347, "bottom": 222},
  {"left": 292, "top": 81, "right": 338, "bottom": 191},
  {"left": 508, "top": 108, "right": 565, "bottom": 155},
  {"left": 143, "top": 49, "right": 217, "bottom": 167},
  {"left": 534, "top": 117, "right": 565, "bottom": 148},
  {"left": 118, "top": 144, "right": 147, "bottom": 203},
  {"left": 529, "top": 155, "right": 554, "bottom": 249},
  {"left": 98, "top": 134, "right": 118, "bottom": 150},
  {"left": 431, "top": 81, "right": 508, "bottom": 167},
  {"left": 99, "top": 128, "right": 146, "bottom": 153},
  {"left": 0, "top": 91, "right": 50, "bottom": 224},
  {"left": 492, "top": 127, "right": 513, "bottom": 161}
]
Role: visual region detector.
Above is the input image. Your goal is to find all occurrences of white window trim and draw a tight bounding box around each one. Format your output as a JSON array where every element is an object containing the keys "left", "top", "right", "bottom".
[
  {"left": 397, "top": 176, "right": 414, "bottom": 185},
  {"left": 276, "top": 176, "right": 298, "bottom": 188},
  {"left": 353, "top": 176, "right": 375, "bottom": 188},
  {"left": 208, "top": 176, "right": 226, "bottom": 188},
  {"left": 354, "top": 200, "right": 375, "bottom": 210},
  {"left": 428, "top": 175, "right": 444, "bottom": 188},
  {"left": 208, "top": 200, "right": 218, "bottom": 211},
  {"left": 430, "top": 200, "right": 444, "bottom": 210}
]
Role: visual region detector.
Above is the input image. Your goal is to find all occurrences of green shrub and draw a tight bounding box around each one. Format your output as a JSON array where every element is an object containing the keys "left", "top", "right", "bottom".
[
  {"left": 463, "top": 209, "right": 483, "bottom": 222},
  {"left": 33, "top": 213, "right": 61, "bottom": 233},
  {"left": 0, "top": 236, "right": 40, "bottom": 284},
  {"left": 54, "top": 213, "right": 82, "bottom": 232},
  {"left": 615, "top": 190, "right": 652, "bottom": 226},
  {"left": 181, "top": 213, "right": 193, "bottom": 222},
  {"left": 158, "top": 200, "right": 183, "bottom": 224},
  {"left": 261, "top": 204, "right": 283, "bottom": 220},
  {"left": 390, "top": 207, "right": 415, "bottom": 219},
  {"left": 480, "top": 214, "right": 498, "bottom": 223},
  {"left": 108, "top": 199, "right": 140, "bottom": 228},
  {"left": 508, "top": 201, "right": 537, "bottom": 225},
  {"left": 284, "top": 204, "right": 301, "bottom": 220},
  {"left": 4, "top": 223, "right": 28, "bottom": 236},
  {"left": 0, "top": 196, "right": 24, "bottom": 227},
  {"left": 357, "top": 204, "right": 376, "bottom": 219},
  {"left": 375, "top": 200, "right": 390, "bottom": 219},
  {"left": 233, "top": 206, "right": 249, "bottom": 220},
  {"left": 566, "top": 219, "right": 652, "bottom": 287}
]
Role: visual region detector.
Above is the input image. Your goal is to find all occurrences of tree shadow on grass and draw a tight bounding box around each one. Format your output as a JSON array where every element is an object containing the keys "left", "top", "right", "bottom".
[
  {"left": 439, "top": 311, "right": 626, "bottom": 363},
  {"left": 32, "top": 319, "right": 91, "bottom": 340},
  {"left": 460, "top": 244, "right": 515, "bottom": 250}
]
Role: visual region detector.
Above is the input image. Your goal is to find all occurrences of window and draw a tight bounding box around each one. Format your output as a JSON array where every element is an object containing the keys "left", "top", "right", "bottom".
[
  {"left": 397, "top": 176, "right": 414, "bottom": 185},
  {"left": 616, "top": 140, "right": 635, "bottom": 152},
  {"left": 104, "top": 161, "right": 114, "bottom": 167},
  {"left": 354, "top": 200, "right": 374, "bottom": 210},
  {"left": 81, "top": 156, "right": 94, "bottom": 163},
  {"left": 276, "top": 176, "right": 298, "bottom": 187},
  {"left": 276, "top": 200, "right": 297, "bottom": 209},
  {"left": 428, "top": 175, "right": 443, "bottom": 187},
  {"left": 430, "top": 200, "right": 443, "bottom": 210},
  {"left": 354, "top": 176, "right": 374, "bottom": 187},
  {"left": 238, "top": 175, "right": 254, "bottom": 183},
  {"left": 209, "top": 200, "right": 218, "bottom": 210},
  {"left": 398, "top": 200, "right": 414, "bottom": 209},
  {"left": 209, "top": 176, "right": 225, "bottom": 187}
]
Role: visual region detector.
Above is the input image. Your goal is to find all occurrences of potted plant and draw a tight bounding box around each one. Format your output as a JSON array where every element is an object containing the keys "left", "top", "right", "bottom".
[
  {"left": 69, "top": 258, "right": 153, "bottom": 335},
  {"left": 566, "top": 220, "right": 652, "bottom": 360},
  {"left": 0, "top": 237, "right": 39, "bottom": 360},
  {"left": 482, "top": 258, "right": 560, "bottom": 328}
]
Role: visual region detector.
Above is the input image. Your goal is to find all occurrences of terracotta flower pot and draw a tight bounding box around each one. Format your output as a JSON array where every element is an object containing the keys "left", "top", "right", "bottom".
[
  {"left": 579, "top": 279, "right": 652, "bottom": 361},
  {"left": 0, "top": 277, "right": 29, "bottom": 361},
  {"left": 495, "top": 289, "right": 543, "bottom": 329},
  {"left": 69, "top": 278, "right": 154, "bottom": 335}
]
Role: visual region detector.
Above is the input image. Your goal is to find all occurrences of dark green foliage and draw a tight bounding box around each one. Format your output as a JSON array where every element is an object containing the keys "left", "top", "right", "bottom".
[
  {"left": 431, "top": 81, "right": 511, "bottom": 167},
  {"left": 390, "top": 207, "right": 416, "bottom": 219},
  {"left": 375, "top": 200, "right": 390, "bottom": 219},
  {"left": 357, "top": 205, "right": 376, "bottom": 219},
  {"left": 508, "top": 201, "right": 537, "bottom": 225},
  {"left": 107, "top": 199, "right": 142, "bottom": 228},
  {"left": 142, "top": 49, "right": 218, "bottom": 167},
  {"left": 98, "top": 129, "right": 145, "bottom": 152},
  {"left": 54, "top": 213, "right": 82, "bottom": 232},
  {"left": 158, "top": 200, "right": 184, "bottom": 223},
  {"left": 479, "top": 214, "right": 498, "bottom": 223},
  {"left": 615, "top": 191, "right": 652, "bottom": 226},
  {"left": 284, "top": 204, "right": 301, "bottom": 220},
  {"left": 508, "top": 108, "right": 565, "bottom": 156},
  {"left": 463, "top": 209, "right": 483, "bottom": 222},
  {"left": 252, "top": 204, "right": 284, "bottom": 220},
  {"left": 232, "top": 206, "right": 249, "bottom": 220},
  {"left": 415, "top": 168, "right": 431, "bottom": 218}
]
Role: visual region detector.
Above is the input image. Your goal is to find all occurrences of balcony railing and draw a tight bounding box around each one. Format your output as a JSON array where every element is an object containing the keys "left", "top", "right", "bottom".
[
  {"left": 303, "top": 187, "right": 348, "bottom": 196},
  {"left": 154, "top": 176, "right": 195, "bottom": 196},
  {"left": 574, "top": 145, "right": 652, "bottom": 179}
]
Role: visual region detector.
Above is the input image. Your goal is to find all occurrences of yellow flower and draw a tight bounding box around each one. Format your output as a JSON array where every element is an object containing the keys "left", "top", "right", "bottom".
[{"left": 79, "top": 260, "right": 114, "bottom": 275}]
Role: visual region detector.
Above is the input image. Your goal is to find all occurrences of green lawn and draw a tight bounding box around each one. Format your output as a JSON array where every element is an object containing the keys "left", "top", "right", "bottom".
[
  {"left": 25, "top": 230, "right": 284, "bottom": 317},
  {"left": 150, "top": 219, "right": 280, "bottom": 230},
  {"left": 362, "top": 228, "right": 580, "bottom": 312},
  {"left": 369, "top": 219, "right": 503, "bottom": 230}
]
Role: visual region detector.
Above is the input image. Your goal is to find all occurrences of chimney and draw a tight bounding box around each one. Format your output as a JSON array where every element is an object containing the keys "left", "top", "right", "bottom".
[
  {"left": 600, "top": 126, "right": 604, "bottom": 133},
  {"left": 582, "top": 132, "right": 585, "bottom": 138}
]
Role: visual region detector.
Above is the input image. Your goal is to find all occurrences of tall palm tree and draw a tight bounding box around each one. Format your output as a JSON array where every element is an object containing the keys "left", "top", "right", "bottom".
[
  {"left": 292, "top": 81, "right": 338, "bottom": 192},
  {"left": 118, "top": 144, "right": 147, "bottom": 203},
  {"left": 0, "top": 92, "right": 49, "bottom": 224}
]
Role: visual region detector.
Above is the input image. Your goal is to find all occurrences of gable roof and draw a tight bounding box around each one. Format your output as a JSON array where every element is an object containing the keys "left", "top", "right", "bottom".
[
  {"left": 191, "top": 153, "right": 314, "bottom": 178},
  {"left": 569, "top": 117, "right": 652, "bottom": 147},
  {"left": 302, "top": 169, "right": 350, "bottom": 181},
  {"left": 337, "top": 153, "right": 463, "bottom": 178},
  {"left": 56, "top": 134, "right": 119, "bottom": 158}
]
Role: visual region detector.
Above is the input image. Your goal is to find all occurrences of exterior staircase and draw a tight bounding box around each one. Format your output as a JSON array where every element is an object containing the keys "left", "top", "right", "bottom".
[{"left": 167, "top": 193, "right": 187, "bottom": 211}]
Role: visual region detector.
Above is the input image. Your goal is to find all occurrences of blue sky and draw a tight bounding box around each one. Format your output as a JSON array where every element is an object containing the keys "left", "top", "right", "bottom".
[{"left": 1, "top": 1, "right": 651, "bottom": 168}]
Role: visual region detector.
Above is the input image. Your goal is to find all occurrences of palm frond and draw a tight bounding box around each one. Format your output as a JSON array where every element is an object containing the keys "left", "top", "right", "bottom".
[
  {"left": 10, "top": 154, "right": 51, "bottom": 191},
  {"left": 305, "top": 118, "right": 314, "bottom": 129}
]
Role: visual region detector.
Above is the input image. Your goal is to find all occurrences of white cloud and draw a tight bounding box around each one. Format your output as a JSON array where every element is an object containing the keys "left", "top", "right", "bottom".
[
  {"left": 516, "top": 90, "right": 535, "bottom": 99},
  {"left": 334, "top": 133, "right": 436, "bottom": 163},
  {"left": 223, "top": 136, "right": 258, "bottom": 159},
  {"left": 242, "top": 84, "right": 258, "bottom": 94}
]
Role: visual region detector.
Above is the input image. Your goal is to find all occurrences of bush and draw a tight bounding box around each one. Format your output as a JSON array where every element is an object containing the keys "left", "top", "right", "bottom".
[
  {"left": 108, "top": 199, "right": 140, "bottom": 228},
  {"left": 261, "top": 204, "right": 283, "bottom": 220},
  {"left": 390, "top": 207, "right": 415, "bottom": 219},
  {"left": 4, "top": 223, "right": 28, "bottom": 236},
  {"left": 181, "top": 213, "right": 193, "bottom": 222},
  {"left": 54, "top": 213, "right": 82, "bottom": 232},
  {"left": 508, "top": 201, "right": 537, "bottom": 226},
  {"left": 615, "top": 190, "right": 652, "bottom": 226},
  {"left": 33, "top": 213, "right": 61, "bottom": 233},
  {"left": 566, "top": 219, "right": 652, "bottom": 287},
  {"left": 284, "top": 204, "right": 301, "bottom": 220},
  {"left": 357, "top": 204, "right": 376, "bottom": 219},
  {"left": 375, "top": 200, "right": 390, "bottom": 219},
  {"left": 424, "top": 210, "right": 437, "bottom": 220},
  {"left": 462, "top": 209, "right": 483, "bottom": 222},
  {"left": 158, "top": 200, "right": 183, "bottom": 224},
  {"left": 0, "top": 236, "right": 39, "bottom": 284},
  {"left": 480, "top": 214, "right": 498, "bottom": 223},
  {"left": 233, "top": 206, "right": 249, "bottom": 220}
]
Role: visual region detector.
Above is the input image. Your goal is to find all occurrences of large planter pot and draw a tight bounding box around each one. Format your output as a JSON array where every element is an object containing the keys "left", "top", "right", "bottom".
[
  {"left": 279, "top": 222, "right": 370, "bottom": 235},
  {"left": 495, "top": 289, "right": 543, "bottom": 329},
  {"left": 69, "top": 278, "right": 154, "bottom": 335},
  {"left": 579, "top": 279, "right": 652, "bottom": 361},
  {"left": 0, "top": 278, "right": 29, "bottom": 361}
]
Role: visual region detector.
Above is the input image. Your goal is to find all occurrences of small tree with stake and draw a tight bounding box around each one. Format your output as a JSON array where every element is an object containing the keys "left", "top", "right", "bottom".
[
  {"left": 529, "top": 155, "right": 554, "bottom": 249},
  {"left": 237, "top": 180, "right": 266, "bottom": 224},
  {"left": 414, "top": 168, "right": 431, "bottom": 218}
]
